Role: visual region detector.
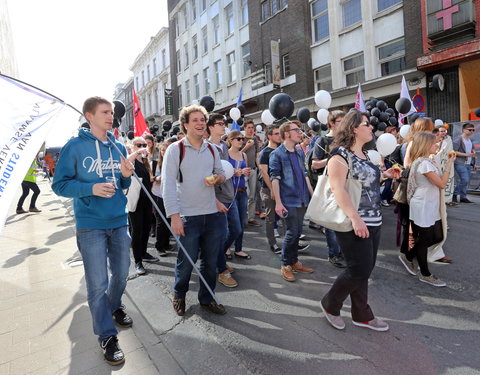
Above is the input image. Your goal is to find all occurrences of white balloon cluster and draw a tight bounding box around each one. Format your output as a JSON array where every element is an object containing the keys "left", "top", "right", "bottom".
[{"left": 314, "top": 90, "right": 332, "bottom": 125}]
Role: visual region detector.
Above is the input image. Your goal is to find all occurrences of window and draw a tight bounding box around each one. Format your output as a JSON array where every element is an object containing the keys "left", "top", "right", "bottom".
[
  {"left": 147, "top": 65, "right": 151, "bottom": 81},
  {"left": 264, "top": 62, "right": 272, "bottom": 85},
  {"left": 202, "top": 26, "right": 208, "bottom": 54},
  {"left": 262, "top": 1, "right": 270, "bottom": 21},
  {"left": 312, "top": 0, "right": 329, "bottom": 42},
  {"left": 178, "top": 85, "right": 183, "bottom": 107},
  {"left": 192, "top": 35, "right": 198, "bottom": 61},
  {"left": 225, "top": 4, "right": 234, "bottom": 35},
  {"left": 213, "top": 15, "right": 220, "bottom": 45},
  {"left": 272, "top": 0, "right": 279, "bottom": 14},
  {"left": 154, "top": 89, "right": 159, "bottom": 113},
  {"left": 240, "top": 0, "right": 248, "bottom": 26},
  {"left": 136, "top": 77, "right": 139, "bottom": 90},
  {"left": 161, "top": 49, "right": 166, "bottom": 70},
  {"left": 214, "top": 59, "right": 223, "bottom": 88},
  {"left": 281, "top": 0, "right": 287, "bottom": 8},
  {"left": 184, "top": 43, "right": 189, "bottom": 67},
  {"left": 142, "top": 71, "right": 145, "bottom": 86},
  {"left": 343, "top": 54, "right": 364, "bottom": 86},
  {"left": 377, "top": 0, "right": 402, "bottom": 12},
  {"left": 227, "top": 52, "right": 236, "bottom": 83},
  {"left": 194, "top": 74, "right": 200, "bottom": 98},
  {"left": 174, "top": 15, "right": 180, "bottom": 37},
  {"left": 176, "top": 50, "right": 181, "bottom": 73},
  {"left": 203, "top": 67, "right": 210, "bottom": 94},
  {"left": 242, "top": 42, "right": 251, "bottom": 77},
  {"left": 201, "top": 0, "right": 207, "bottom": 12},
  {"left": 153, "top": 58, "right": 157, "bottom": 76},
  {"left": 378, "top": 39, "right": 405, "bottom": 76},
  {"left": 282, "top": 53, "right": 290, "bottom": 78},
  {"left": 342, "top": 0, "right": 361, "bottom": 28},
  {"left": 314, "top": 65, "right": 332, "bottom": 92},
  {"left": 147, "top": 93, "right": 152, "bottom": 114},
  {"left": 185, "top": 79, "right": 191, "bottom": 104},
  {"left": 191, "top": 0, "right": 197, "bottom": 21},
  {"left": 181, "top": 7, "right": 187, "bottom": 32}
]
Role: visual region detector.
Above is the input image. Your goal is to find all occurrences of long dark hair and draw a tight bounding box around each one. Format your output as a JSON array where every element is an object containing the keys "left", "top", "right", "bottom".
[{"left": 333, "top": 109, "right": 369, "bottom": 150}]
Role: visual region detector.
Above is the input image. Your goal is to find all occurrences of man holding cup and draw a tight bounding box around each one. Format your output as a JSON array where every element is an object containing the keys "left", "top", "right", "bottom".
[{"left": 52, "top": 97, "right": 137, "bottom": 366}]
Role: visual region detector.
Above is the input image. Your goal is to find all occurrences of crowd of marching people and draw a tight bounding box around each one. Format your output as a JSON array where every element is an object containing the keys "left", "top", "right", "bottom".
[{"left": 51, "top": 97, "right": 476, "bottom": 365}]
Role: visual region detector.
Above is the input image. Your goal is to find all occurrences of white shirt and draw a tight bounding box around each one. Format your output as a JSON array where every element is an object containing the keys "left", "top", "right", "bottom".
[
  {"left": 409, "top": 159, "right": 441, "bottom": 227},
  {"left": 463, "top": 138, "right": 473, "bottom": 164}
]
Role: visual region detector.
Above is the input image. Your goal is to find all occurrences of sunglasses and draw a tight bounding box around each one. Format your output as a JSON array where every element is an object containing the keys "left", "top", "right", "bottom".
[
  {"left": 135, "top": 143, "right": 147, "bottom": 148},
  {"left": 466, "top": 129, "right": 475, "bottom": 132},
  {"left": 233, "top": 137, "right": 245, "bottom": 141},
  {"left": 358, "top": 121, "right": 371, "bottom": 127}
]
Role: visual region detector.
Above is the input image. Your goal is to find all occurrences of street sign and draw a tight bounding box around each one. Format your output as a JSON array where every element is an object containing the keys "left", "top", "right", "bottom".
[{"left": 412, "top": 94, "right": 425, "bottom": 112}]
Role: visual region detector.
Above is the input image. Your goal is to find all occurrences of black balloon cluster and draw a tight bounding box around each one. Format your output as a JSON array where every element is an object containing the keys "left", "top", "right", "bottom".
[{"left": 364, "top": 97, "right": 413, "bottom": 132}]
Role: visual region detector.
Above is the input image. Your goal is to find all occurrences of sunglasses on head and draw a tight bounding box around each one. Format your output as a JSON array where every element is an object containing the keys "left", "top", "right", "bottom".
[{"left": 136, "top": 143, "right": 147, "bottom": 148}]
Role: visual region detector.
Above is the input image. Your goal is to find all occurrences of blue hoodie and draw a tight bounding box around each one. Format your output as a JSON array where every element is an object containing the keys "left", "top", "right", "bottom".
[{"left": 52, "top": 128, "right": 131, "bottom": 229}]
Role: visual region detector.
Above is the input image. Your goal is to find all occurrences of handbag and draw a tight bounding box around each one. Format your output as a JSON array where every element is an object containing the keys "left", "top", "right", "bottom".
[
  {"left": 125, "top": 177, "right": 142, "bottom": 212},
  {"left": 392, "top": 168, "right": 409, "bottom": 204},
  {"left": 306, "top": 151, "right": 362, "bottom": 232}
]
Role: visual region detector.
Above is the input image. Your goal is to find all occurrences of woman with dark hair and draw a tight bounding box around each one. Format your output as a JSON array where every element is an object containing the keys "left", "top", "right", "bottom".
[
  {"left": 129, "top": 137, "right": 159, "bottom": 275},
  {"left": 320, "top": 109, "right": 399, "bottom": 332}
]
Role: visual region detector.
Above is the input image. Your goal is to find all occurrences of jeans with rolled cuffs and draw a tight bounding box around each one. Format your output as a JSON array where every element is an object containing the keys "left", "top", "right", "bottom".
[
  {"left": 76, "top": 226, "right": 131, "bottom": 341},
  {"left": 174, "top": 212, "right": 224, "bottom": 304},
  {"left": 281, "top": 205, "right": 306, "bottom": 266}
]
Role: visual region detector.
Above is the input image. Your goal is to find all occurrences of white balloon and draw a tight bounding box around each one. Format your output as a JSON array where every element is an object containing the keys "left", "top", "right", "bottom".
[
  {"left": 192, "top": 99, "right": 199, "bottom": 105},
  {"left": 317, "top": 108, "right": 329, "bottom": 124},
  {"left": 229, "top": 107, "right": 241, "bottom": 121},
  {"left": 399, "top": 125, "right": 411, "bottom": 139},
  {"left": 376, "top": 133, "right": 397, "bottom": 157},
  {"left": 434, "top": 119, "right": 444, "bottom": 127},
  {"left": 221, "top": 159, "right": 234, "bottom": 180},
  {"left": 314, "top": 90, "right": 332, "bottom": 109},
  {"left": 261, "top": 110, "right": 275, "bottom": 125},
  {"left": 256, "top": 125, "right": 263, "bottom": 132},
  {"left": 367, "top": 150, "right": 382, "bottom": 165},
  {"left": 307, "top": 118, "right": 316, "bottom": 128}
]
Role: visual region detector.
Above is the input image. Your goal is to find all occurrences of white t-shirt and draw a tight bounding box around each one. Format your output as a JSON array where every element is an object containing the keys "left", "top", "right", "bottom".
[
  {"left": 409, "top": 159, "right": 441, "bottom": 228},
  {"left": 463, "top": 138, "right": 473, "bottom": 164}
]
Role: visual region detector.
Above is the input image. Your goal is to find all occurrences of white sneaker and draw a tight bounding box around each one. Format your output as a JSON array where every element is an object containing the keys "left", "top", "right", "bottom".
[
  {"left": 419, "top": 274, "right": 446, "bottom": 287},
  {"left": 274, "top": 229, "right": 280, "bottom": 238},
  {"left": 353, "top": 317, "right": 389, "bottom": 332}
]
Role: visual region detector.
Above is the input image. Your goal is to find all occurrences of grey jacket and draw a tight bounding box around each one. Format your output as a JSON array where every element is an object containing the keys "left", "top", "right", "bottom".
[
  {"left": 210, "top": 140, "right": 235, "bottom": 203},
  {"left": 453, "top": 136, "right": 475, "bottom": 166}
]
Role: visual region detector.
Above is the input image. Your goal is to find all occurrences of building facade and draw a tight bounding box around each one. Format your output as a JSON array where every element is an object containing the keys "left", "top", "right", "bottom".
[{"left": 131, "top": 27, "right": 172, "bottom": 127}]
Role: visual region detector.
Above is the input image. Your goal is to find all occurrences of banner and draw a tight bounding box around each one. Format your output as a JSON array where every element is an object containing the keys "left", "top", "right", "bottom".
[
  {"left": 354, "top": 83, "right": 366, "bottom": 112},
  {"left": 271, "top": 40, "right": 281, "bottom": 88},
  {"left": 133, "top": 89, "right": 150, "bottom": 137},
  {"left": 0, "top": 74, "right": 65, "bottom": 235}
]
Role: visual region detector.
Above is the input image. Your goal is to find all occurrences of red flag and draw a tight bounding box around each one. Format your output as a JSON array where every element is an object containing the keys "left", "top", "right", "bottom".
[
  {"left": 114, "top": 128, "right": 119, "bottom": 139},
  {"left": 354, "top": 83, "right": 366, "bottom": 112},
  {"left": 133, "top": 89, "right": 150, "bottom": 137}
]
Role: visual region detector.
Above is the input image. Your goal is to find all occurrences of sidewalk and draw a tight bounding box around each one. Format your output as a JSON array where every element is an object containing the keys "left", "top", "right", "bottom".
[{"left": 0, "top": 178, "right": 173, "bottom": 375}]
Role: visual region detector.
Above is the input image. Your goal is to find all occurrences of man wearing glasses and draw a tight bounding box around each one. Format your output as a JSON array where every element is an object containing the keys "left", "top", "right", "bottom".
[
  {"left": 269, "top": 121, "right": 314, "bottom": 282},
  {"left": 453, "top": 123, "right": 477, "bottom": 203}
]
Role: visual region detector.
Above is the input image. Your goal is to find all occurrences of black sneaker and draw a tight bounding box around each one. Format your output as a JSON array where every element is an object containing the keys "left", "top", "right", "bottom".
[
  {"left": 112, "top": 305, "right": 133, "bottom": 328},
  {"left": 460, "top": 198, "right": 473, "bottom": 203},
  {"left": 142, "top": 252, "right": 160, "bottom": 263},
  {"left": 452, "top": 195, "right": 458, "bottom": 203},
  {"left": 329, "top": 256, "right": 346, "bottom": 268},
  {"left": 100, "top": 336, "right": 125, "bottom": 366},
  {"left": 270, "top": 244, "right": 281, "bottom": 254},
  {"left": 298, "top": 244, "right": 310, "bottom": 253}
]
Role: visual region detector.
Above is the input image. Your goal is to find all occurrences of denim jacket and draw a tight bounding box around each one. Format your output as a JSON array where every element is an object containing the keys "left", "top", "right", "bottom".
[{"left": 269, "top": 143, "right": 310, "bottom": 207}]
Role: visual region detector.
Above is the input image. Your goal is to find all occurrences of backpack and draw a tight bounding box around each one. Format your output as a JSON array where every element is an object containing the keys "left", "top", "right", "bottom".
[
  {"left": 306, "top": 136, "right": 330, "bottom": 188},
  {"left": 178, "top": 139, "right": 215, "bottom": 183}
]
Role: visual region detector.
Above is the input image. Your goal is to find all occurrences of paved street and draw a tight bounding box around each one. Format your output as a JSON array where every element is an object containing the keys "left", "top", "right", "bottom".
[{"left": 1, "top": 177, "right": 480, "bottom": 375}]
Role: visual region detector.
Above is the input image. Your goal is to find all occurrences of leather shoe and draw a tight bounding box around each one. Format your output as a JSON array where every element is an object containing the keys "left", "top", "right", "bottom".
[
  {"left": 281, "top": 265, "right": 295, "bottom": 282},
  {"left": 172, "top": 296, "right": 186, "bottom": 316},
  {"left": 200, "top": 301, "right": 227, "bottom": 315}
]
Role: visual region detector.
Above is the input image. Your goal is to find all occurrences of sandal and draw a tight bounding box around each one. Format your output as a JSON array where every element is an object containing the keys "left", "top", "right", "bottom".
[{"left": 234, "top": 252, "right": 251, "bottom": 260}]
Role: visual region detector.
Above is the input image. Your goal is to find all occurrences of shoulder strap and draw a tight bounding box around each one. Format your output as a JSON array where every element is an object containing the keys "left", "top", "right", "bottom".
[{"left": 178, "top": 140, "right": 215, "bottom": 183}]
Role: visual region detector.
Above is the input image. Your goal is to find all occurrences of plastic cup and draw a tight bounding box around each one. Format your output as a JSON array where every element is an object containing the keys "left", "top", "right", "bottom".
[{"left": 105, "top": 176, "right": 117, "bottom": 189}]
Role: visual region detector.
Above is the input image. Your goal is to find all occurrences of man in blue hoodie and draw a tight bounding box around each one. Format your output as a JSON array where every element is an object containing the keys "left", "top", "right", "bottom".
[{"left": 52, "top": 97, "right": 137, "bottom": 366}]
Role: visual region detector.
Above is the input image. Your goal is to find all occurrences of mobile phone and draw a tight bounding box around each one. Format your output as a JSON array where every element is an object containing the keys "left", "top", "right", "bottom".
[{"left": 282, "top": 210, "right": 288, "bottom": 218}]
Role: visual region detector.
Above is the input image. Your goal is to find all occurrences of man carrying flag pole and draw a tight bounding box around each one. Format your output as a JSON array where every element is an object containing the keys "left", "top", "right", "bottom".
[{"left": 133, "top": 89, "right": 150, "bottom": 137}]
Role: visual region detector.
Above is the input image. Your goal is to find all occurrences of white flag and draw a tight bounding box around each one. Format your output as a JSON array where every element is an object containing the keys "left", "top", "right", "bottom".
[
  {"left": 354, "top": 83, "right": 366, "bottom": 112},
  {"left": 398, "top": 76, "right": 416, "bottom": 125},
  {"left": 0, "top": 75, "right": 66, "bottom": 235}
]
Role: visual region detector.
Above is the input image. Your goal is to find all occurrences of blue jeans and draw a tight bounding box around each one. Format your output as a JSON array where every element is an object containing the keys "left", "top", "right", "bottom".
[
  {"left": 281, "top": 205, "right": 307, "bottom": 266},
  {"left": 219, "top": 200, "right": 242, "bottom": 273},
  {"left": 76, "top": 226, "right": 131, "bottom": 341},
  {"left": 454, "top": 164, "right": 472, "bottom": 199},
  {"left": 325, "top": 228, "right": 342, "bottom": 257},
  {"left": 174, "top": 212, "right": 224, "bottom": 304},
  {"left": 232, "top": 190, "right": 248, "bottom": 253}
]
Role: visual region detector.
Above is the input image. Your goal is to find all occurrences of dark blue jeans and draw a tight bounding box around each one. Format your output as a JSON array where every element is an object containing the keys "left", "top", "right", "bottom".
[
  {"left": 218, "top": 200, "right": 242, "bottom": 273},
  {"left": 325, "top": 228, "right": 341, "bottom": 257},
  {"left": 174, "top": 212, "right": 224, "bottom": 304},
  {"left": 454, "top": 164, "right": 472, "bottom": 199},
  {"left": 231, "top": 190, "right": 248, "bottom": 253},
  {"left": 281, "top": 205, "right": 307, "bottom": 266}
]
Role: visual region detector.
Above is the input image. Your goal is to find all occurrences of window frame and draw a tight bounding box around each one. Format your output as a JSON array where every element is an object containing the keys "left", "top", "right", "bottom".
[
  {"left": 203, "top": 67, "right": 210, "bottom": 94},
  {"left": 225, "top": 3, "right": 234, "bottom": 36},
  {"left": 213, "top": 15, "right": 220, "bottom": 45},
  {"left": 214, "top": 59, "right": 223, "bottom": 89},
  {"left": 343, "top": 53, "right": 365, "bottom": 86},
  {"left": 241, "top": 42, "right": 251, "bottom": 77},
  {"left": 202, "top": 26, "right": 208, "bottom": 54},
  {"left": 377, "top": 0, "right": 402, "bottom": 12},
  {"left": 378, "top": 38, "right": 406, "bottom": 76},
  {"left": 341, "top": 0, "right": 361, "bottom": 28},
  {"left": 240, "top": 0, "right": 248, "bottom": 26},
  {"left": 311, "top": 0, "right": 329, "bottom": 42},
  {"left": 192, "top": 34, "right": 198, "bottom": 61},
  {"left": 282, "top": 53, "right": 290, "bottom": 78},
  {"left": 227, "top": 51, "right": 236, "bottom": 83},
  {"left": 314, "top": 64, "right": 332, "bottom": 93}
]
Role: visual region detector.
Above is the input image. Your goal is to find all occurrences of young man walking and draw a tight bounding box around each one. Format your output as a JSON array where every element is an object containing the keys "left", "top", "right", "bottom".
[
  {"left": 52, "top": 96, "right": 137, "bottom": 366},
  {"left": 162, "top": 105, "right": 227, "bottom": 316},
  {"left": 270, "top": 121, "right": 314, "bottom": 282},
  {"left": 453, "top": 123, "right": 477, "bottom": 203}
]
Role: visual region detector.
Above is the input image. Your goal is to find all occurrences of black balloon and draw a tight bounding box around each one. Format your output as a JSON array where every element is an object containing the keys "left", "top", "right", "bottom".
[
  {"left": 377, "top": 122, "right": 387, "bottom": 131},
  {"left": 199, "top": 95, "right": 215, "bottom": 112},
  {"left": 269, "top": 93, "right": 294, "bottom": 120},
  {"left": 475, "top": 108, "right": 480, "bottom": 117},
  {"left": 409, "top": 113, "right": 420, "bottom": 124},
  {"left": 376, "top": 100, "right": 387, "bottom": 111},
  {"left": 112, "top": 118, "right": 120, "bottom": 128},
  {"left": 371, "top": 107, "right": 381, "bottom": 117},
  {"left": 321, "top": 123, "right": 328, "bottom": 131},
  {"left": 395, "top": 97, "right": 412, "bottom": 114},
  {"left": 162, "top": 130, "right": 168, "bottom": 136},
  {"left": 171, "top": 126, "right": 180, "bottom": 135},
  {"left": 296, "top": 107, "right": 311, "bottom": 123},
  {"left": 113, "top": 100, "right": 126, "bottom": 119},
  {"left": 162, "top": 120, "right": 172, "bottom": 131},
  {"left": 127, "top": 131, "right": 134, "bottom": 140},
  {"left": 386, "top": 108, "right": 395, "bottom": 116},
  {"left": 237, "top": 104, "right": 246, "bottom": 115},
  {"left": 152, "top": 124, "right": 159, "bottom": 132},
  {"left": 156, "top": 135, "right": 164, "bottom": 142},
  {"left": 81, "top": 122, "right": 90, "bottom": 129},
  {"left": 370, "top": 98, "right": 378, "bottom": 107},
  {"left": 236, "top": 118, "right": 244, "bottom": 126},
  {"left": 370, "top": 116, "right": 379, "bottom": 126},
  {"left": 149, "top": 127, "right": 155, "bottom": 134},
  {"left": 365, "top": 101, "right": 374, "bottom": 111},
  {"left": 389, "top": 116, "right": 398, "bottom": 126},
  {"left": 379, "top": 112, "right": 389, "bottom": 122},
  {"left": 311, "top": 122, "right": 321, "bottom": 132}
]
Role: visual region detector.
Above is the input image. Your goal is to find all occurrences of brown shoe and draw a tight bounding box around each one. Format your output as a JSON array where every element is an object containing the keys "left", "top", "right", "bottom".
[
  {"left": 225, "top": 264, "right": 234, "bottom": 274},
  {"left": 172, "top": 296, "right": 185, "bottom": 316},
  {"left": 291, "top": 262, "right": 314, "bottom": 273},
  {"left": 248, "top": 220, "right": 261, "bottom": 227},
  {"left": 218, "top": 270, "right": 238, "bottom": 288},
  {"left": 281, "top": 265, "right": 295, "bottom": 282}
]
